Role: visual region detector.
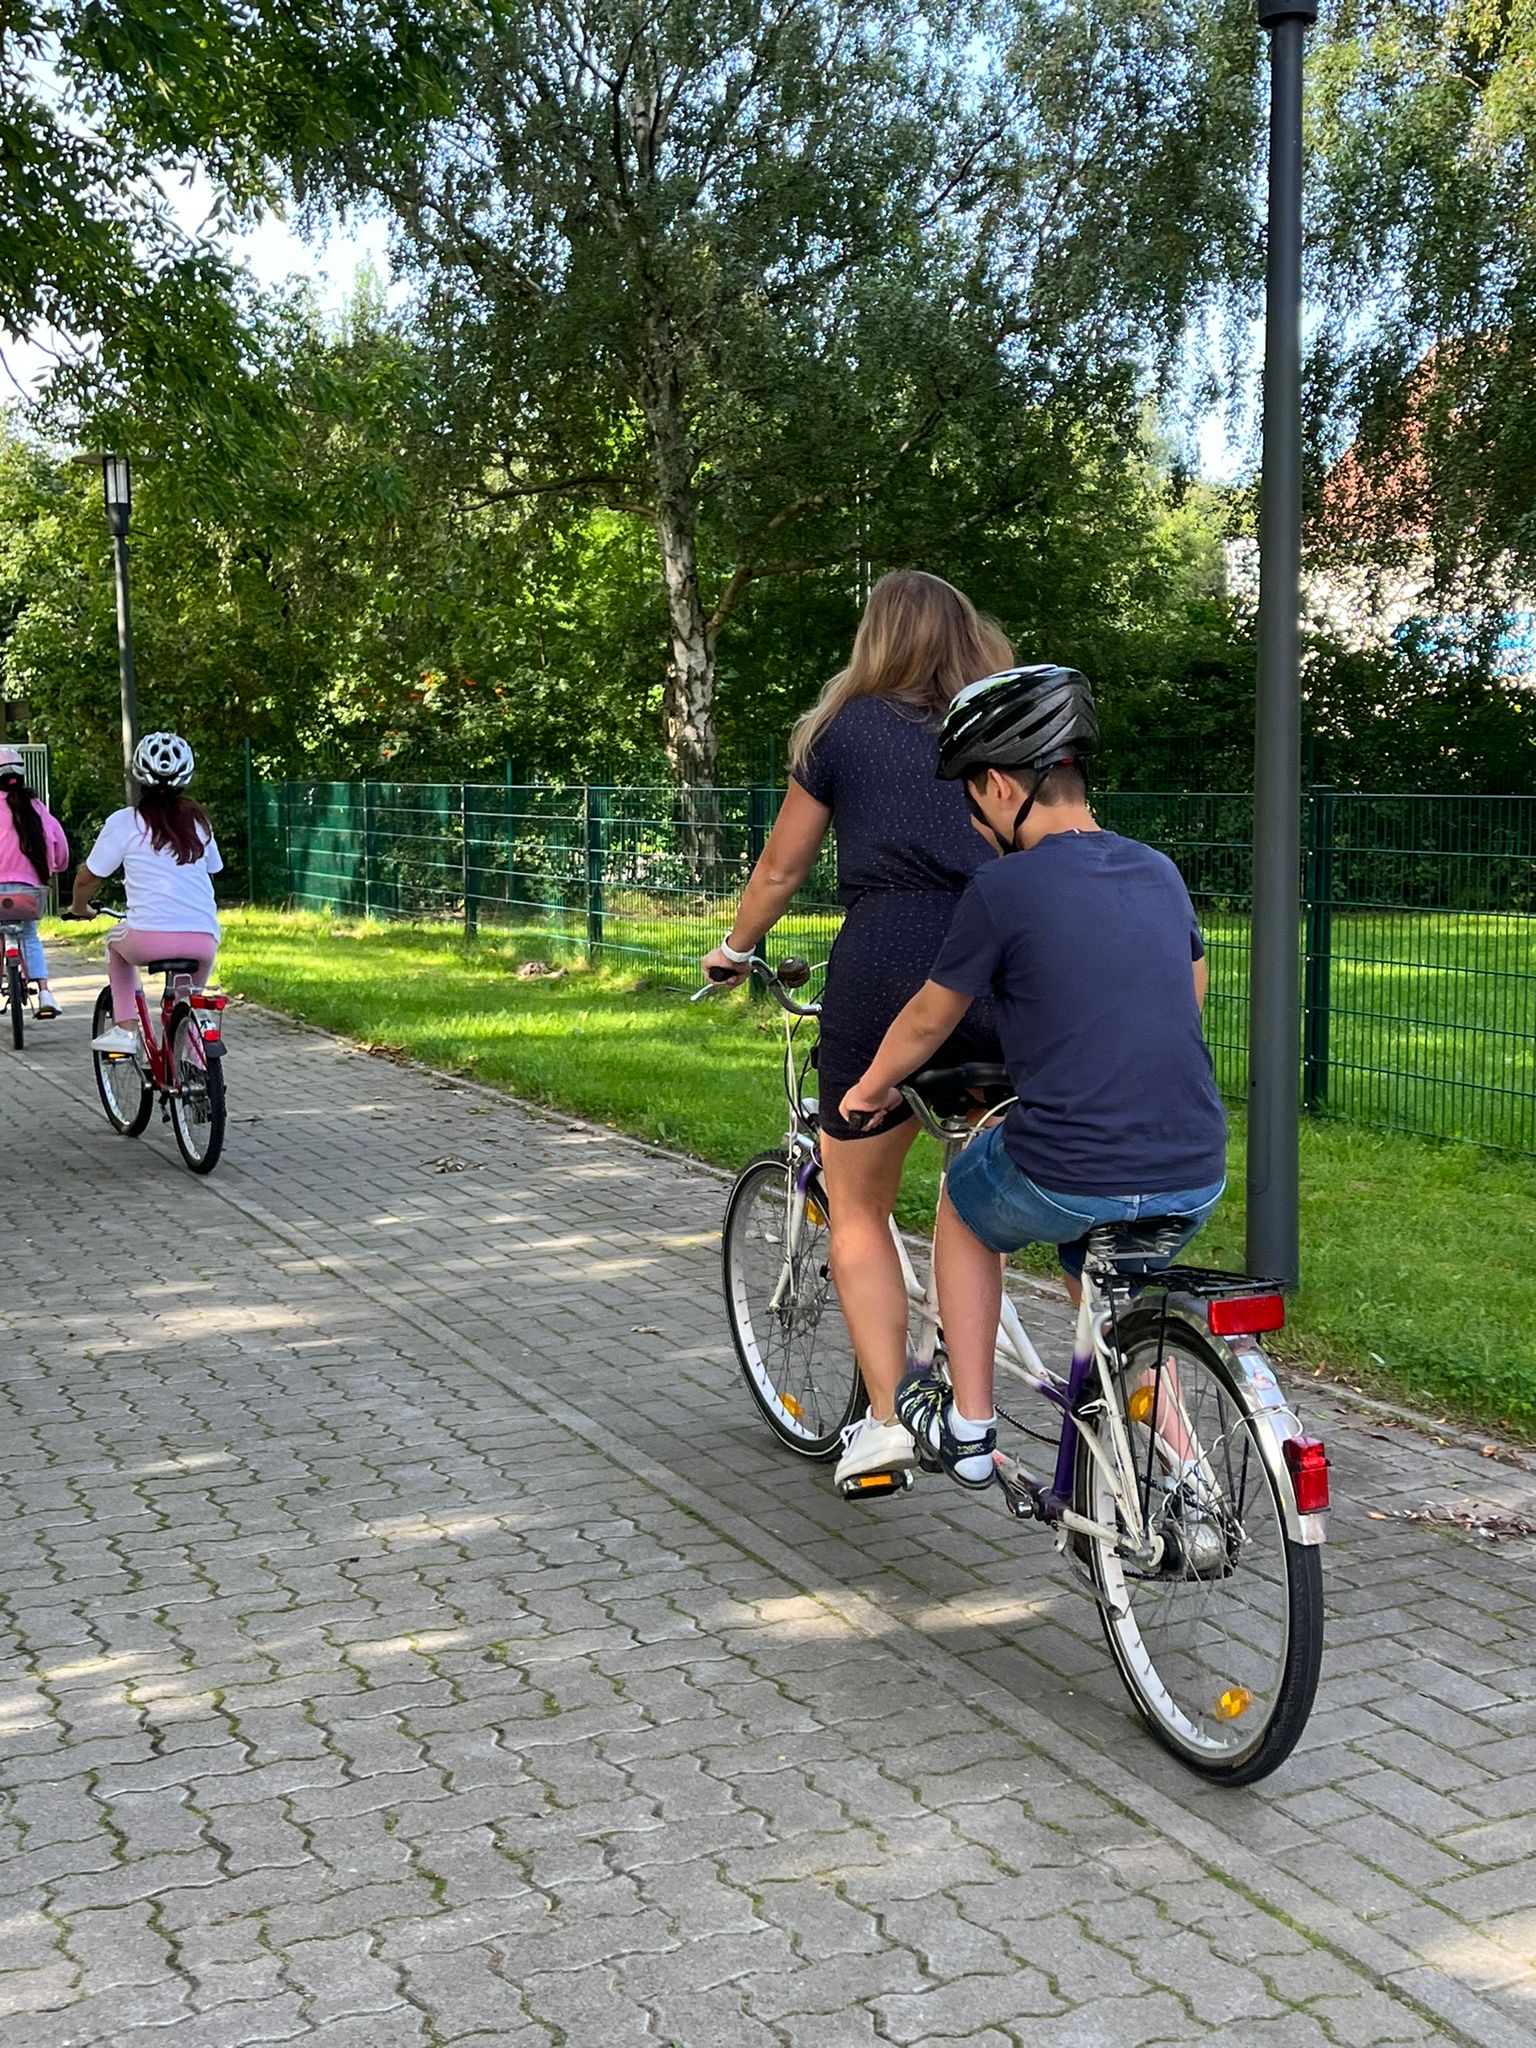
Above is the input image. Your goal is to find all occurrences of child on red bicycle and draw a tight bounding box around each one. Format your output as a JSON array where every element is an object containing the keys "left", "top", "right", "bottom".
[
  {"left": 71, "top": 733, "right": 223, "bottom": 1054},
  {"left": 839, "top": 666, "right": 1227, "bottom": 1489},
  {"left": 0, "top": 746, "right": 69, "bottom": 1017}
]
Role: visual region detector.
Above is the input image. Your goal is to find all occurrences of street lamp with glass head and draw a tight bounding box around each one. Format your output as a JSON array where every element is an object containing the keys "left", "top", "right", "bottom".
[
  {"left": 102, "top": 454, "right": 132, "bottom": 539},
  {"left": 101, "top": 452, "right": 139, "bottom": 793}
]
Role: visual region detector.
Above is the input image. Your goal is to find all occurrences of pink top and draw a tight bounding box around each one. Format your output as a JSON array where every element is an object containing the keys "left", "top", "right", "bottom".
[{"left": 0, "top": 796, "right": 68, "bottom": 885}]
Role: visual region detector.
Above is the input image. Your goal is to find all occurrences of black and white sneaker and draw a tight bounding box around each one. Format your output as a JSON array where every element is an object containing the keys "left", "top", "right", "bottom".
[{"left": 896, "top": 1366, "right": 997, "bottom": 1490}]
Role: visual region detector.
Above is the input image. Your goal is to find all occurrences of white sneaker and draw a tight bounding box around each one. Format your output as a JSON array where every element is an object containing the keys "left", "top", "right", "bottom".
[
  {"left": 834, "top": 1410, "right": 916, "bottom": 1489},
  {"left": 91, "top": 1025, "right": 139, "bottom": 1055}
]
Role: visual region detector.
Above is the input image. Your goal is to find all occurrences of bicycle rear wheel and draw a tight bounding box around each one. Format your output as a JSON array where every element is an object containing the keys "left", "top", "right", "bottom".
[
  {"left": 169, "top": 1012, "right": 226, "bottom": 1173},
  {"left": 1074, "top": 1303, "right": 1323, "bottom": 1784},
  {"left": 8, "top": 957, "right": 24, "bottom": 1048},
  {"left": 722, "top": 1151, "right": 862, "bottom": 1458},
  {"left": 92, "top": 989, "right": 152, "bottom": 1135}
]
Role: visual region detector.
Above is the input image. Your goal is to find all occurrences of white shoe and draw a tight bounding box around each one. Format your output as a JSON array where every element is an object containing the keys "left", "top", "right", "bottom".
[
  {"left": 91, "top": 1025, "right": 139, "bottom": 1055},
  {"left": 834, "top": 1410, "right": 916, "bottom": 1489}
]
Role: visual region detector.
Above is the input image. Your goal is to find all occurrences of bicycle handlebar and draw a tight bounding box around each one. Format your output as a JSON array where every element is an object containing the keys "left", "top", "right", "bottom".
[
  {"left": 60, "top": 905, "right": 125, "bottom": 922},
  {"left": 692, "top": 956, "right": 823, "bottom": 1020}
]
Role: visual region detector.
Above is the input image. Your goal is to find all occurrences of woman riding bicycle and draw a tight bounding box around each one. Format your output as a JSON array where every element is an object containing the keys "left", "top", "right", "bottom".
[
  {"left": 702, "top": 570, "right": 1007, "bottom": 1490},
  {"left": 72, "top": 733, "right": 224, "bottom": 1054},
  {"left": 0, "top": 747, "right": 69, "bottom": 1018}
]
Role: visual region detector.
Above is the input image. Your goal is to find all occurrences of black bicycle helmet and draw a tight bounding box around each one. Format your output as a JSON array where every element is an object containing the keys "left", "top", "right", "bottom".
[{"left": 937, "top": 665, "right": 1097, "bottom": 783}]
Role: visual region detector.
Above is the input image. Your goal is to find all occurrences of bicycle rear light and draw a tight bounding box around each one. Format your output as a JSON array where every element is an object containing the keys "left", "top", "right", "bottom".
[
  {"left": 1207, "top": 1292, "right": 1285, "bottom": 1336},
  {"left": 1282, "top": 1435, "right": 1330, "bottom": 1515}
]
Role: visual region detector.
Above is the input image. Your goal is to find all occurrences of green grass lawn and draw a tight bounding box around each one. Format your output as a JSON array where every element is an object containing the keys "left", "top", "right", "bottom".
[{"left": 90, "top": 906, "right": 1536, "bottom": 1438}]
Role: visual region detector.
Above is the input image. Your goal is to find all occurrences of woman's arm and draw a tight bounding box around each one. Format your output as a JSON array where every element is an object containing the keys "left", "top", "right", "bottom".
[{"left": 700, "top": 780, "right": 832, "bottom": 985}]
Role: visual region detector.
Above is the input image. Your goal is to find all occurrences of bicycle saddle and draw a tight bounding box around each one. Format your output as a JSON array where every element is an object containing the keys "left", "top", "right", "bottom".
[
  {"left": 1085, "top": 1216, "right": 1193, "bottom": 1272},
  {"left": 908, "top": 1062, "right": 1013, "bottom": 1115},
  {"left": 146, "top": 957, "right": 201, "bottom": 975}
]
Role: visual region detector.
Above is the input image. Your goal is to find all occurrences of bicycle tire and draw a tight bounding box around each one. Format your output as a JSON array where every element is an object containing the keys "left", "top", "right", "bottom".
[
  {"left": 169, "top": 1012, "right": 226, "bottom": 1173},
  {"left": 1073, "top": 1302, "right": 1323, "bottom": 1784},
  {"left": 8, "top": 957, "right": 24, "bottom": 1049},
  {"left": 91, "top": 989, "right": 152, "bottom": 1136},
  {"left": 722, "top": 1151, "right": 862, "bottom": 1458}
]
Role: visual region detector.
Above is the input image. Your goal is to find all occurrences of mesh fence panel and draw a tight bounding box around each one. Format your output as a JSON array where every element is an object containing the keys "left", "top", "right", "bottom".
[{"left": 253, "top": 778, "right": 1536, "bottom": 1154}]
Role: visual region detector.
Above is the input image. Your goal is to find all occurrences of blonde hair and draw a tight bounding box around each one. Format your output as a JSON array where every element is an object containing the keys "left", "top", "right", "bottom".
[{"left": 789, "top": 571, "right": 1013, "bottom": 772}]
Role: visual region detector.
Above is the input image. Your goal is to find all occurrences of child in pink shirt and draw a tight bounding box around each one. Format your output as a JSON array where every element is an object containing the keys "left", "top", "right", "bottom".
[{"left": 0, "top": 747, "right": 69, "bottom": 1016}]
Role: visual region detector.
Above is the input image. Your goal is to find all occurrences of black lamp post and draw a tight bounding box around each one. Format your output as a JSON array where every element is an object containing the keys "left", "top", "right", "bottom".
[
  {"left": 1247, "top": 0, "right": 1317, "bottom": 1287},
  {"left": 102, "top": 453, "right": 139, "bottom": 799}
]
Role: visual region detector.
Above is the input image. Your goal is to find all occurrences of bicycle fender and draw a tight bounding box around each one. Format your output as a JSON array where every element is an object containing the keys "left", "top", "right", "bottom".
[{"left": 1146, "top": 1292, "right": 1326, "bottom": 1546}]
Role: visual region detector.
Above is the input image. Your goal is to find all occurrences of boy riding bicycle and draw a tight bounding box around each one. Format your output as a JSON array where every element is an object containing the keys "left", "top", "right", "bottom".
[{"left": 839, "top": 665, "right": 1228, "bottom": 1489}]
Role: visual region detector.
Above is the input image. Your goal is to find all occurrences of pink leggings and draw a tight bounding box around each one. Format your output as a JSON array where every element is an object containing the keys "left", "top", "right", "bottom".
[{"left": 106, "top": 927, "right": 218, "bottom": 1025}]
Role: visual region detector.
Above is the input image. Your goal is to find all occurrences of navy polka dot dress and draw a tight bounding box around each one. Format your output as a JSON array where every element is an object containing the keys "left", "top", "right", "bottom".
[{"left": 795, "top": 697, "right": 1001, "bottom": 1139}]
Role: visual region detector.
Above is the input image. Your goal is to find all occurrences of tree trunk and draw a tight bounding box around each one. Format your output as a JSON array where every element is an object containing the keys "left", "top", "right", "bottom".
[{"left": 655, "top": 494, "right": 718, "bottom": 788}]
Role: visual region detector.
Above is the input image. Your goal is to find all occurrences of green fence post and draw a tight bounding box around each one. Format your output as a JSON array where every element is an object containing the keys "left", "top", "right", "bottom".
[
  {"left": 1303, "top": 784, "right": 1334, "bottom": 1111},
  {"left": 281, "top": 780, "right": 294, "bottom": 907},
  {"left": 361, "top": 781, "right": 375, "bottom": 919},
  {"left": 584, "top": 784, "right": 607, "bottom": 962},
  {"left": 462, "top": 782, "right": 478, "bottom": 937}
]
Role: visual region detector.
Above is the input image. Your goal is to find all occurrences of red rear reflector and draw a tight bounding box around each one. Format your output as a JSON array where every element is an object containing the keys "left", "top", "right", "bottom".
[
  {"left": 1283, "top": 1435, "right": 1330, "bottom": 1514},
  {"left": 1207, "top": 1293, "right": 1285, "bottom": 1336}
]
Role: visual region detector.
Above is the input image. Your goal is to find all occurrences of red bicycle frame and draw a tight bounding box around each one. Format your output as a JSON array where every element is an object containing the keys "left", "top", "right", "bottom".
[{"left": 132, "top": 977, "right": 229, "bottom": 1092}]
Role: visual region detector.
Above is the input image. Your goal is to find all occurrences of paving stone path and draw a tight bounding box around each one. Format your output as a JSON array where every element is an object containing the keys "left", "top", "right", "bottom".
[{"left": 2, "top": 955, "right": 1536, "bottom": 2046}]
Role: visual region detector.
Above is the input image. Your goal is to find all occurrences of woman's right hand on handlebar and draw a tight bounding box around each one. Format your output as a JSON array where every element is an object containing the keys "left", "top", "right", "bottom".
[{"left": 700, "top": 945, "right": 751, "bottom": 989}]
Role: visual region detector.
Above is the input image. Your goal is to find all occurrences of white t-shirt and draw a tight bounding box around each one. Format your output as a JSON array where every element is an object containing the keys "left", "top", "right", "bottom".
[{"left": 86, "top": 808, "right": 223, "bottom": 939}]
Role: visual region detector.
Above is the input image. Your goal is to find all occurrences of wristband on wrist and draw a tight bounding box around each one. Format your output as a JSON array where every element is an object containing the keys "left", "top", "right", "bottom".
[{"left": 720, "top": 936, "right": 754, "bottom": 965}]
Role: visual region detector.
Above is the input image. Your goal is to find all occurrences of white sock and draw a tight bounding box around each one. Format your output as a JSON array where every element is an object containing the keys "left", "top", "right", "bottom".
[{"left": 921, "top": 1400, "right": 995, "bottom": 1481}]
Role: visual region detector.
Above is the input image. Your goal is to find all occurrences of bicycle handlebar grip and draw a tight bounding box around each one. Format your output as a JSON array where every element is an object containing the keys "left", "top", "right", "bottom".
[
  {"left": 843, "top": 1107, "right": 875, "bottom": 1133},
  {"left": 707, "top": 964, "right": 739, "bottom": 982}
]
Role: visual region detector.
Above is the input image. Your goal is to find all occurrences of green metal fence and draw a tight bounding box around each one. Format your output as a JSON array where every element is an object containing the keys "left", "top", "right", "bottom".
[{"left": 249, "top": 776, "right": 1536, "bottom": 1155}]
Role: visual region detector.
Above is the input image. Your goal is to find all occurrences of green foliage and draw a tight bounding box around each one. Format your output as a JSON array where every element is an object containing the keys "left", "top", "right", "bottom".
[{"left": 1307, "top": 0, "right": 1536, "bottom": 579}]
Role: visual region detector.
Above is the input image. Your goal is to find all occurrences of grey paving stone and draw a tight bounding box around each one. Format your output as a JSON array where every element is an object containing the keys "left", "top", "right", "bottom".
[{"left": 3, "top": 966, "right": 1534, "bottom": 2048}]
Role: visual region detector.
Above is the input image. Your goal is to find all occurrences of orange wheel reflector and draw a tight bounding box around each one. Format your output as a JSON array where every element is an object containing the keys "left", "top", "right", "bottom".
[
  {"left": 1127, "top": 1385, "right": 1156, "bottom": 1424},
  {"left": 806, "top": 1200, "right": 826, "bottom": 1226},
  {"left": 1214, "top": 1687, "right": 1254, "bottom": 1722},
  {"left": 781, "top": 1393, "right": 803, "bottom": 1419}
]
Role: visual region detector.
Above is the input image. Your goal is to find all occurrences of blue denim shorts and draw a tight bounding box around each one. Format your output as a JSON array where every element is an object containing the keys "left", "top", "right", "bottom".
[{"left": 945, "top": 1122, "right": 1225, "bottom": 1279}]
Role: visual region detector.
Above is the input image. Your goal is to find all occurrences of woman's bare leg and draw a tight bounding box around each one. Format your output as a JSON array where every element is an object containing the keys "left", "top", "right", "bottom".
[{"left": 819, "top": 1122, "right": 920, "bottom": 1422}]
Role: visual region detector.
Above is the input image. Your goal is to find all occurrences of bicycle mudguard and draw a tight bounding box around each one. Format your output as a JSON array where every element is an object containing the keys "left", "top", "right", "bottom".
[{"left": 1137, "top": 1293, "right": 1328, "bottom": 1548}]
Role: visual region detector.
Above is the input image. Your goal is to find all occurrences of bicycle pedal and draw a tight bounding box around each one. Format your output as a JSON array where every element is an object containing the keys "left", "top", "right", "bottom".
[
  {"left": 998, "top": 1470, "right": 1043, "bottom": 1521},
  {"left": 837, "top": 1468, "right": 915, "bottom": 1501}
]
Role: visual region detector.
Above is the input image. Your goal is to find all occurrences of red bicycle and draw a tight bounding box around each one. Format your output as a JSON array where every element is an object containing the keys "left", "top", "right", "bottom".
[
  {"left": 0, "top": 882, "right": 46, "bottom": 1050},
  {"left": 65, "top": 907, "right": 229, "bottom": 1173}
]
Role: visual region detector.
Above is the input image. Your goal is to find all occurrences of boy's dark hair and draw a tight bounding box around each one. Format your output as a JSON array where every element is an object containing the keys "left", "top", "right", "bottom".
[{"left": 967, "top": 761, "right": 1087, "bottom": 806}]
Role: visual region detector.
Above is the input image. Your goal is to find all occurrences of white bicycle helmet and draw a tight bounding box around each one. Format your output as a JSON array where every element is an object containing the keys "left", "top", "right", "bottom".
[
  {"left": 132, "top": 731, "right": 195, "bottom": 788},
  {"left": 0, "top": 747, "right": 25, "bottom": 777}
]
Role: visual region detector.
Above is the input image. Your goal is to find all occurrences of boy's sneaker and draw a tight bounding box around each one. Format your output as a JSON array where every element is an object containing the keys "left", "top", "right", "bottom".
[
  {"left": 896, "top": 1367, "right": 998, "bottom": 1490},
  {"left": 91, "top": 1024, "right": 139, "bottom": 1055},
  {"left": 33, "top": 993, "right": 59, "bottom": 1019},
  {"left": 833, "top": 1411, "right": 916, "bottom": 1490}
]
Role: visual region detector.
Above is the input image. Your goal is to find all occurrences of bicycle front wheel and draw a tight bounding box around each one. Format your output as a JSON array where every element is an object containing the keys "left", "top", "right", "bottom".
[
  {"left": 722, "top": 1152, "right": 862, "bottom": 1458},
  {"left": 1074, "top": 1303, "right": 1323, "bottom": 1784},
  {"left": 8, "top": 957, "right": 24, "bottom": 1049},
  {"left": 169, "top": 1013, "right": 226, "bottom": 1173},
  {"left": 92, "top": 989, "right": 152, "bottom": 1135}
]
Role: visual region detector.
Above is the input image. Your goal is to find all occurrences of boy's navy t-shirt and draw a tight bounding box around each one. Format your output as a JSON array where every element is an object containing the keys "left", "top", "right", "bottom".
[{"left": 929, "top": 830, "right": 1227, "bottom": 1194}]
